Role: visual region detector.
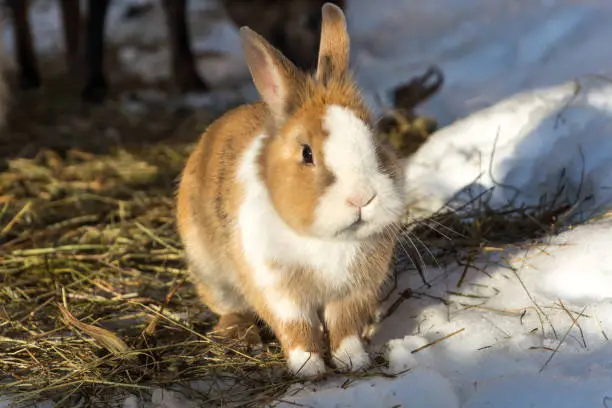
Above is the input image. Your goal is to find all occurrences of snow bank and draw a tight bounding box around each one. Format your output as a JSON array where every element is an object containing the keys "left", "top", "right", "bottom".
[
  {"left": 346, "top": 0, "right": 612, "bottom": 125},
  {"left": 403, "top": 75, "right": 612, "bottom": 220}
]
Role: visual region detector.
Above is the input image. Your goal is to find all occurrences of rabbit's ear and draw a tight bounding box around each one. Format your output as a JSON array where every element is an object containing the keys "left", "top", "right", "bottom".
[
  {"left": 315, "top": 3, "right": 350, "bottom": 85},
  {"left": 240, "top": 26, "right": 306, "bottom": 123}
]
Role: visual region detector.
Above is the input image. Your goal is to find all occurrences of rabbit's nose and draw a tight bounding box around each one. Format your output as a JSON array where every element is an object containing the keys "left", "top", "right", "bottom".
[{"left": 347, "top": 192, "right": 377, "bottom": 208}]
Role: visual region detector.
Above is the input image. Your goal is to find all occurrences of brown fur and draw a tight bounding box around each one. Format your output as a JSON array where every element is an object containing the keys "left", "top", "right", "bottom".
[
  {"left": 210, "top": 312, "right": 261, "bottom": 346},
  {"left": 177, "top": 3, "right": 403, "bottom": 376}
]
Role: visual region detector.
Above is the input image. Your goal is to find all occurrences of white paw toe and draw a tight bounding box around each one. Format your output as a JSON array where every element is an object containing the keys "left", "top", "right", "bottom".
[
  {"left": 287, "top": 348, "right": 326, "bottom": 377},
  {"left": 332, "top": 335, "right": 372, "bottom": 372}
]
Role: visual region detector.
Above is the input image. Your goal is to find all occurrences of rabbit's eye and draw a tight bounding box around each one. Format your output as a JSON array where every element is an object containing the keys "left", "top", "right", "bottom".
[{"left": 302, "top": 144, "right": 314, "bottom": 165}]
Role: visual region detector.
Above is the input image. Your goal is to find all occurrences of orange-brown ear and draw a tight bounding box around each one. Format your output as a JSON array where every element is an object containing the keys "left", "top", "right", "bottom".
[
  {"left": 315, "top": 3, "right": 350, "bottom": 85},
  {"left": 239, "top": 26, "right": 305, "bottom": 123}
]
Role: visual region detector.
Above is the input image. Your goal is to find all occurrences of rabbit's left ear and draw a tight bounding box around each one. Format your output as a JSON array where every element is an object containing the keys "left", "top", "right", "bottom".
[
  {"left": 315, "top": 3, "right": 350, "bottom": 85},
  {"left": 240, "top": 26, "right": 306, "bottom": 123}
]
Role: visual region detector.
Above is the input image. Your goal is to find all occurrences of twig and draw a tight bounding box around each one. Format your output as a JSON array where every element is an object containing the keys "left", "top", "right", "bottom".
[
  {"left": 539, "top": 305, "right": 586, "bottom": 373},
  {"left": 0, "top": 201, "right": 32, "bottom": 237},
  {"left": 511, "top": 267, "right": 558, "bottom": 340},
  {"left": 380, "top": 289, "right": 413, "bottom": 321},
  {"left": 456, "top": 251, "right": 475, "bottom": 288},
  {"left": 411, "top": 328, "right": 465, "bottom": 354},
  {"left": 558, "top": 299, "right": 587, "bottom": 349}
]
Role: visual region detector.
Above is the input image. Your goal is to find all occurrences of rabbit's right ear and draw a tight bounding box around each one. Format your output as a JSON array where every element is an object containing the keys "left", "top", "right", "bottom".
[
  {"left": 315, "top": 3, "right": 350, "bottom": 85},
  {"left": 240, "top": 27, "right": 305, "bottom": 124}
]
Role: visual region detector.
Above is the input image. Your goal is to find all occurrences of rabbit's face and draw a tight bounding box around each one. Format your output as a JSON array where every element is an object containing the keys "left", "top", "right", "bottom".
[{"left": 261, "top": 82, "right": 406, "bottom": 241}]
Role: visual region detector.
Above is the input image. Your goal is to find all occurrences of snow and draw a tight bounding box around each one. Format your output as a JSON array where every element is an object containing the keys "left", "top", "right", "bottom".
[
  {"left": 2, "top": 0, "right": 612, "bottom": 407},
  {"left": 277, "top": 369, "right": 461, "bottom": 408},
  {"left": 403, "top": 76, "right": 612, "bottom": 221}
]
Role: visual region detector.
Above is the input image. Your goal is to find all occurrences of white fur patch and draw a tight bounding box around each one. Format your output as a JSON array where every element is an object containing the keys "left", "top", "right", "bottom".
[
  {"left": 324, "top": 105, "right": 380, "bottom": 177},
  {"left": 265, "top": 290, "right": 313, "bottom": 323},
  {"left": 332, "top": 335, "right": 371, "bottom": 372},
  {"left": 236, "top": 134, "right": 363, "bottom": 303},
  {"left": 288, "top": 348, "right": 326, "bottom": 377},
  {"left": 314, "top": 105, "right": 406, "bottom": 239}
]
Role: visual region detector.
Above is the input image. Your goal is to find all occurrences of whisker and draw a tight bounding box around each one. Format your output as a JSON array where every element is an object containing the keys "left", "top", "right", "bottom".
[
  {"left": 420, "top": 222, "right": 453, "bottom": 241},
  {"left": 392, "top": 224, "right": 430, "bottom": 287},
  {"left": 426, "top": 217, "right": 467, "bottom": 239},
  {"left": 383, "top": 224, "right": 411, "bottom": 261},
  {"left": 408, "top": 230, "right": 442, "bottom": 272}
]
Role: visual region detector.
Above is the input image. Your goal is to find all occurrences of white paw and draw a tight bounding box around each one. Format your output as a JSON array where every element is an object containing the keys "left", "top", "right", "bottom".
[
  {"left": 332, "top": 335, "right": 372, "bottom": 372},
  {"left": 287, "top": 348, "right": 326, "bottom": 377}
]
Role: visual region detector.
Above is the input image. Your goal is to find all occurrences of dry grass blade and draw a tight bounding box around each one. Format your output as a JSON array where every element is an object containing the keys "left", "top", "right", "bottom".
[
  {"left": 411, "top": 328, "right": 465, "bottom": 354},
  {"left": 57, "top": 300, "right": 134, "bottom": 360},
  {"left": 0, "top": 200, "right": 32, "bottom": 237},
  {"left": 539, "top": 305, "right": 587, "bottom": 373}
]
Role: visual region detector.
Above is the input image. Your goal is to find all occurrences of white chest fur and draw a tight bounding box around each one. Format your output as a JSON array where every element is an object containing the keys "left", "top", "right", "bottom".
[{"left": 236, "top": 134, "right": 362, "bottom": 294}]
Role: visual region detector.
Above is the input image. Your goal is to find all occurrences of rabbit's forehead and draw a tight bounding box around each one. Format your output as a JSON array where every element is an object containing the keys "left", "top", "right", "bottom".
[{"left": 320, "top": 104, "right": 380, "bottom": 180}]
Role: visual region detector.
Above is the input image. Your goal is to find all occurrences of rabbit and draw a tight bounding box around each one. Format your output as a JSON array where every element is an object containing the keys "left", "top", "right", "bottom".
[{"left": 176, "top": 3, "right": 407, "bottom": 377}]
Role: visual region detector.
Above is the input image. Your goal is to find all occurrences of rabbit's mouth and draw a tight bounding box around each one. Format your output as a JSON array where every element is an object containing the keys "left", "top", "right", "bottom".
[
  {"left": 334, "top": 217, "right": 366, "bottom": 238},
  {"left": 332, "top": 211, "right": 401, "bottom": 241},
  {"left": 347, "top": 218, "right": 364, "bottom": 231}
]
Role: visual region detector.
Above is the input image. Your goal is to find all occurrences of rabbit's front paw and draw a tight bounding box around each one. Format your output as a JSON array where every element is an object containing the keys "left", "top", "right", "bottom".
[
  {"left": 332, "top": 335, "right": 371, "bottom": 372},
  {"left": 288, "top": 348, "right": 326, "bottom": 378}
]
